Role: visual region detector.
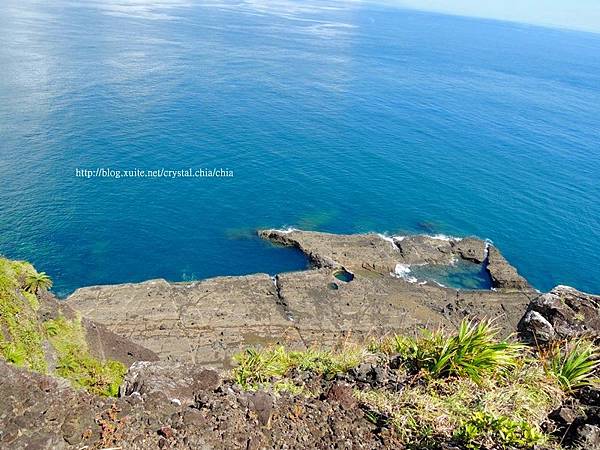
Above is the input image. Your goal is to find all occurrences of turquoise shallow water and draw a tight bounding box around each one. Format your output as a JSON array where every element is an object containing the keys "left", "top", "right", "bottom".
[{"left": 0, "top": 1, "right": 599, "bottom": 297}]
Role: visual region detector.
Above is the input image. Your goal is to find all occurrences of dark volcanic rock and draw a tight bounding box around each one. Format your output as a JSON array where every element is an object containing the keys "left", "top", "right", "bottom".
[
  {"left": 326, "top": 383, "right": 358, "bottom": 409},
  {"left": 580, "top": 387, "right": 600, "bottom": 407},
  {"left": 518, "top": 285, "right": 600, "bottom": 342},
  {"left": 82, "top": 317, "right": 158, "bottom": 366},
  {"left": 0, "top": 357, "right": 394, "bottom": 449},
  {"left": 549, "top": 406, "right": 579, "bottom": 426},
  {"left": 519, "top": 310, "right": 555, "bottom": 342},
  {"left": 452, "top": 237, "right": 487, "bottom": 264},
  {"left": 574, "top": 424, "right": 600, "bottom": 449},
  {"left": 120, "top": 360, "right": 221, "bottom": 406},
  {"left": 486, "top": 246, "right": 531, "bottom": 291},
  {"left": 0, "top": 360, "right": 99, "bottom": 450}
]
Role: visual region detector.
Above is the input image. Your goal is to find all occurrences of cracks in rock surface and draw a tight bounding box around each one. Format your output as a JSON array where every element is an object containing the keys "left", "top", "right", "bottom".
[{"left": 272, "top": 275, "right": 294, "bottom": 322}]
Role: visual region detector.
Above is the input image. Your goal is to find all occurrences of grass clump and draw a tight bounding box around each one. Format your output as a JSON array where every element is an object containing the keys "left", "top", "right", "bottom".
[
  {"left": 232, "top": 345, "right": 365, "bottom": 390},
  {"left": 355, "top": 362, "right": 561, "bottom": 449},
  {"left": 44, "top": 316, "right": 127, "bottom": 396},
  {"left": 376, "top": 319, "right": 523, "bottom": 383},
  {"left": 545, "top": 339, "right": 600, "bottom": 391}
]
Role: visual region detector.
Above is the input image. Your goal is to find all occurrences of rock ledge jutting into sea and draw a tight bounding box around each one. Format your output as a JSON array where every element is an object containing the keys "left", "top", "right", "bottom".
[
  {"left": 3, "top": 229, "right": 600, "bottom": 449},
  {"left": 67, "top": 229, "right": 536, "bottom": 367}
]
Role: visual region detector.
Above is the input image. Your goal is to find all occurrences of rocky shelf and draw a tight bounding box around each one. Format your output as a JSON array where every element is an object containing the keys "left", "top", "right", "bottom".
[
  {"left": 3, "top": 229, "right": 600, "bottom": 450},
  {"left": 67, "top": 230, "right": 535, "bottom": 368}
]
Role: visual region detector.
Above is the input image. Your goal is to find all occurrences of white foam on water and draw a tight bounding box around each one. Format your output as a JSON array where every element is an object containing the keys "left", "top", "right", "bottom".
[
  {"left": 429, "top": 234, "right": 462, "bottom": 242},
  {"left": 272, "top": 227, "right": 298, "bottom": 234},
  {"left": 377, "top": 233, "right": 395, "bottom": 244},
  {"left": 377, "top": 233, "right": 407, "bottom": 249},
  {"left": 392, "top": 263, "right": 418, "bottom": 283}
]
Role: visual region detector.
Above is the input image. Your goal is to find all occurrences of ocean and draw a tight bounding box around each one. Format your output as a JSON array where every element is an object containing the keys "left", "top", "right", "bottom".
[{"left": 1, "top": 0, "right": 599, "bottom": 297}]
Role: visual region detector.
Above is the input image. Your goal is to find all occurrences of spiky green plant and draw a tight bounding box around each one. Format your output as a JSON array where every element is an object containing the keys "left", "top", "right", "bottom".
[
  {"left": 378, "top": 319, "right": 524, "bottom": 383},
  {"left": 233, "top": 347, "right": 291, "bottom": 388},
  {"left": 426, "top": 319, "right": 523, "bottom": 382},
  {"left": 24, "top": 271, "right": 53, "bottom": 294},
  {"left": 546, "top": 339, "right": 600, "bottom": 391},
  {"left": 2, "top": 342, "right": 27, "bottom": 366}
]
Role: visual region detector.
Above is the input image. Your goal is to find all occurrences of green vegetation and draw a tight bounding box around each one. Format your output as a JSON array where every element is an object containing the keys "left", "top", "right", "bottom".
[
  {"left": 232, "top": 345, "right": 364, "bottom": 390},
  {"left": 376, "top": 319, "right": 523, "bottom": 383},
  {"left": 359, "top": 322, "right": 570, "bottom": 448},
  {"left": 0, "top": 258, "right": 47, "bottom": 372},
  {"left": 454, "top": 411, "right": 545, "bottom": 449},
  {"left": 545, "top": 339, "right": 600, "bottom": 391},
  {"left": 44, "top": 316, "right": 127, "bottom": 396},
  {"left": 231, "top": 318, "right": 597, "bottom": 449},
  {"left": 354, "top": 362, "right": 560, "bottom": 449},
  {"left": 24, "top": 271, "right": 53, "bottom": 294},
  {"left": 0, "top": 256, "right": 126, "bottom": 397}
]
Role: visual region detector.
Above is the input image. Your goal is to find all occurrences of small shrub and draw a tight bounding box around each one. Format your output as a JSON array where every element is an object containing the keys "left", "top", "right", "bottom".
[
  {"left": 2, "top": 342, "right": 27, "bottom": 366},
  {"left": 546, "top": 339, "right": 600, "bottom": 391},
  {"left": 454, "top": 411, "right": 545, "bottom": 449},
  {"left": 427, "top": 319, "right": 523, "bottom": 382},
  {"left": 24, "top": 271, "right": 53, "bottom": 294}
]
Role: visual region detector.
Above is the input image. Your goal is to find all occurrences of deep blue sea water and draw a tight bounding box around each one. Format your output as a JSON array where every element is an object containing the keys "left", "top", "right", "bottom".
[{"left": 1, "top": 0, "right": 599, "bottom": 297}]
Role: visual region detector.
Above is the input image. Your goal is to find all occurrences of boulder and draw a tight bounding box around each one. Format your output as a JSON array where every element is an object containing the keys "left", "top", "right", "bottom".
[
  {"left": 574, "top": 424, "right": 600, "bottom": 449},
  {"left": 120, "top": 361, "right": 221, "bottom": 406},
  {"left": 518, "top": 286, "right": 600, "bottom": 342},
  {"left": 519, "top": 310, "right": 555, "bottom": 342}
]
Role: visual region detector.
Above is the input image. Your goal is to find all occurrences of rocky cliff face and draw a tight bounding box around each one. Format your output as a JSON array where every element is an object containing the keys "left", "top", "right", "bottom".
[
  {"left": 67, "top": 230, "right": 535, "bottom": 367},
  {"left": 0, "top": 257, "right": 157, "bottom": 380},
  {"left": 3, "top": 230, "right": 600, "bottom": 449}
]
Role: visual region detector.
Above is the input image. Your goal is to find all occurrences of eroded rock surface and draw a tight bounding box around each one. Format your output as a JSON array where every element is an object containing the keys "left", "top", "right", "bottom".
[
  {"left": 120, "top": 361, "right": 222, "bottom": 406},
  {"left": 486, "top": 246, "right": 531, "bottom": 291},
  {"left": 518, "top": 285, "right": 600, "bottom": 342},
  {"left": 4, "top": 230, "right": 600, "bottom": 450},
  {"left": 68, "top": 230, "right": 534, "bottom": 367},
  {"left": 0, "top": 358, "right": 397, "bottom": 449}
]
